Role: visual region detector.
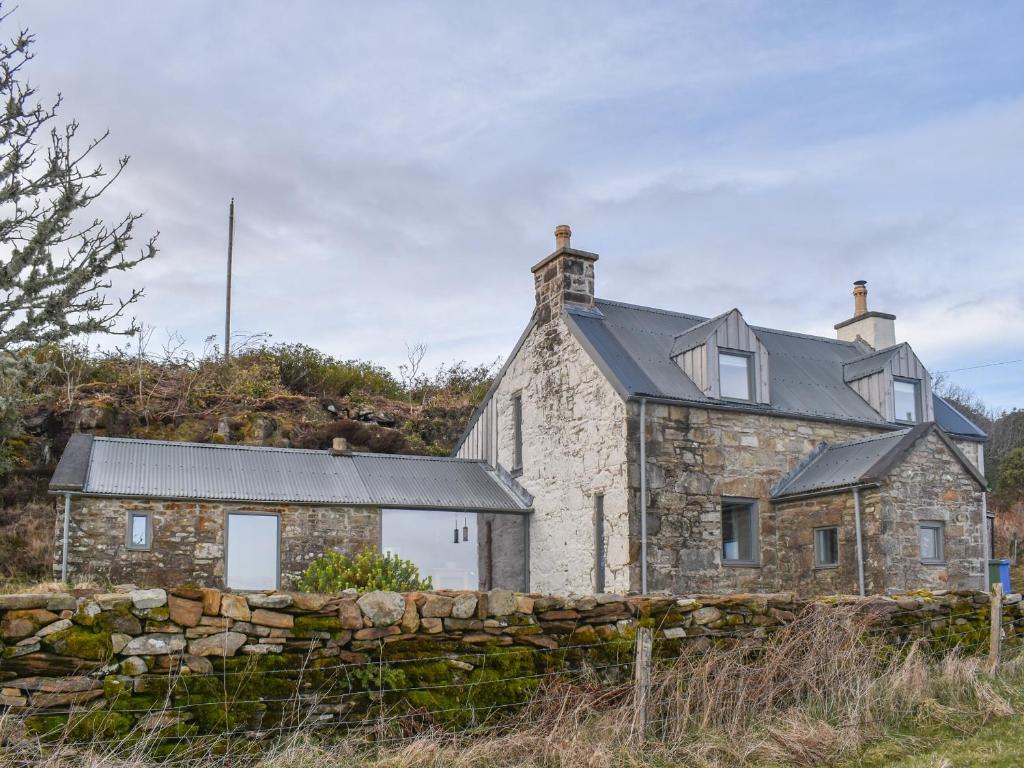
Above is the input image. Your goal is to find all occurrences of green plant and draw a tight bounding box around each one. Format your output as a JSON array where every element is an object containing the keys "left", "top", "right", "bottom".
[{"left": 296, "top": 549, "right": 432, "bottom": 593}]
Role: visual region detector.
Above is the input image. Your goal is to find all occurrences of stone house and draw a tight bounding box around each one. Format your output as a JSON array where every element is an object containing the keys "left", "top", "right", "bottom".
[
  {"left": 48, "top": 435, "right": 531, "bottom": 590},
  {"left": 455, "top": 225, "right": 989, "bottom": 596}
]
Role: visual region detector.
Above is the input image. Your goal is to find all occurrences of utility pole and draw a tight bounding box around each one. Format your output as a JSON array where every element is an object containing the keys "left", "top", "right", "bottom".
[{"left": 224, "top": 198, "right": 235, "bottom": 360}]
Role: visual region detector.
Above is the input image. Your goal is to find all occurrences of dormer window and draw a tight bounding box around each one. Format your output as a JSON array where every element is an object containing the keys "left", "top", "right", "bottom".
[
  {"left": 893, "top": 378, "right": 920, "bottom": 423},
  {"left": 719, "top": 351, "right": 753, "bottom": 401}
]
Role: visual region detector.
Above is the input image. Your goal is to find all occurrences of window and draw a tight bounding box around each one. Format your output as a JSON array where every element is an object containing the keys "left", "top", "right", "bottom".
[
  {"left": 814, "top": 527, "right": 839, "bottom": 567},
  {"left": 719, "top": 351, "right": 753, "bottom": 401},
  {"left": 893, "top": 379, "right": 920, "bottom": 423},
  {"left": 919, "top": 522, "right": 945, "bottom": 564},
  {"left": 594, "top": 494, "right": 606, "bottom": 593},
  {"left": 126, "top": 511, "right": 152, "bottom": 551},
  {"left": 511, "top": 392, "right": 523, "bottom": 474},
  {"left": 722, "top": 498, "right": 758, "bottom": 565},
  {"left": 226, "top": 513, "right": 280, "bottom": 590}
]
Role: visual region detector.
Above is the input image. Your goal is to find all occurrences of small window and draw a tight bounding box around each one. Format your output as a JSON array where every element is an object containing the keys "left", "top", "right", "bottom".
[
  {"left": 919, "top": 523, "right": 945, "bottom": 564},
  {"left": 511, "top": 392, "right": 523, "bottom": 474},
  {"left": 126, "top": 511, "right": 152, "bottom": 551},
  {"left": 722, "top": 498, "right": 758, "bottom": 565},
  {"left": 719, "top": 351, "right": 752, "bottom": 401},
  {"left": 814, "top": 527, "right": 839, "bottom": 567},
  {"left": 893, "top": 379, "right": 920, "bottom": 423},
  {"left": 594, "top": 494, "right": 606, "bottom": 593},
  {"left": 227, "top": 512, "right": 280, "bottom": 590}
]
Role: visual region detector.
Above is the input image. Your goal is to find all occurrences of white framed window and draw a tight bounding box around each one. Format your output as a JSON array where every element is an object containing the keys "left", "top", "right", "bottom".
[
  {"left": 719, "top": 351, "right": 753, "bottom": 401},
  {"left": 226, "top": 512, "right": 280, "bottom": 590},
  {"left": 893, "top": 378, "right": 921, "bottom": 423},
  {"left": 722, "top": 498, "right": 759, "bottom": 566},
  {"left": 919, "top": 522, "right": 945, "bottom": 564},
  {"left": 814, "top": 526, "right": 839, "bottom": 567},
  {"left": 126, "top": 511, "right": 152, "bottom": 551}
]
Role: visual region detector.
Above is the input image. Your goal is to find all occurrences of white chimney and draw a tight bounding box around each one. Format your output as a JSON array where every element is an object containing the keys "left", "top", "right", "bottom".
[{"left": 834, "top": 280, "right": 895, "bottom": 350}]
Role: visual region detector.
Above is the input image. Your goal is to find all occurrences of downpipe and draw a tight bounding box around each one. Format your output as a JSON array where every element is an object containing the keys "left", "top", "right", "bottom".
[{"left": 639, "top": 398, "right": 648, "bottom": 595}]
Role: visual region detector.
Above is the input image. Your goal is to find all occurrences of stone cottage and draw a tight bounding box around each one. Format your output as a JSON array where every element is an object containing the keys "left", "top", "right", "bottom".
[
  {"left": 48, "top": 435, "right": 531, "bottom": 590},
  {"left": 455, "top": 225, "right": 989, "bottom": 596}
]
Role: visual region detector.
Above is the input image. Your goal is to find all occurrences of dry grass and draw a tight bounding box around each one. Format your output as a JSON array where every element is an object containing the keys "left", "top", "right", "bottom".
[{"left": 1, "top": 606, "right": 1021, "bottom": 768}]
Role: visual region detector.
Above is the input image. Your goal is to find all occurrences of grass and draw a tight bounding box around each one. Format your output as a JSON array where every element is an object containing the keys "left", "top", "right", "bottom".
[
  {"left": 843, "top": 715, "right": 1024, "bottom": 767},
  {"left": 2, "top": 605, "right": 1023, "bottom": 768}
]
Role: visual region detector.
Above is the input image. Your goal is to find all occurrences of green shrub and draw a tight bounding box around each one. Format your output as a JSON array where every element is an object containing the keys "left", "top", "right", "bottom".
[
  {"left": 297, "top": 549, "right": 432, "bottom": 593},
  {"left": 270, "top": 343, "right": 402, "bottom": 399}
]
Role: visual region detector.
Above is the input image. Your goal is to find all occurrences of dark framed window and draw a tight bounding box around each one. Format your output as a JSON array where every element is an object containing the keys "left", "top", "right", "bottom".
[
  {"left": 814, "top": 526, "right": 839, "bottom": 567},
  {"left": 719, "top": 351, "right": 753, "bottom": 401},
  {"left": 722, "top": 498, "right": 759, "bottom": 565},
  {"left": 919, "top": 522, "right": 945, "bottom": 564},
  {"left": 511, "top": 392, "right": 523, "bottom": 474},
  {"left": 893, "top": 378, "right": 921, "bottom": 423},
  {"left": 126, "top": 511, "right": 152, "bottom": 551},
  {"left": 594, "top": 494, "right": 605, "bottom": 593}
]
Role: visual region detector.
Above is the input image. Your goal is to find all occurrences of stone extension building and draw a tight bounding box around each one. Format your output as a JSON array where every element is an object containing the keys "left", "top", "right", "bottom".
[{"left": 455, "top": 225, "right": 989, "bottom": 596}]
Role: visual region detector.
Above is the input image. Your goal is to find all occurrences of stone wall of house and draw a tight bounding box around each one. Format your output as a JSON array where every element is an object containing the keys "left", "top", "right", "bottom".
[
  {"left": 627, "top": 402, "right": 886, "bottom": 593},
  {"left": 54, "top": 497, "right": 380, "bottom": 588},
  {"left": 472, "top": 316, "right": 631, "bottom": 594},
  {"left": 879, "top": 430, "right": 986, "bottom": 592},
  {"left": 0, "top": 586, "right": 1014, "bottom": 742}
]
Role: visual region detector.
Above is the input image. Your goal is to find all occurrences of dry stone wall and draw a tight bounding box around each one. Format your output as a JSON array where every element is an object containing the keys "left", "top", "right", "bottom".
[{"left": 0, "top": 585, "right": 1016, "bottom": 743}]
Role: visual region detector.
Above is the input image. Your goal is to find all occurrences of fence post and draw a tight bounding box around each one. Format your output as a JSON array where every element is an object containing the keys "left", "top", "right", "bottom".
[
  {"left": 989, "top": 582, "right": 1003, "bottom": 673},
  {"left": 633, "top": 626, "right": 652, "bottom": 734}
]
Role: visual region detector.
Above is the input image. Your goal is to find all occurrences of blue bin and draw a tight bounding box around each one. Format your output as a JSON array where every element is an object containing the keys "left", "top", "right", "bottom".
[{"left": 989, "top": 559, "right": 1011, "bottom": 592}]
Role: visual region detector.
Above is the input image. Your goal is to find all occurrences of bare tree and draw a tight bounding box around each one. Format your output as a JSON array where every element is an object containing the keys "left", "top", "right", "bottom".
[{"left": 399, "top": 342, "right": 427, "bottom": 402}]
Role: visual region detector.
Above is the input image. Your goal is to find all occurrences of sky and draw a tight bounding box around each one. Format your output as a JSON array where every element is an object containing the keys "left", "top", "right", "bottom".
[{"left": 11, "top": 1, "right": 1024, "bottom": 411}]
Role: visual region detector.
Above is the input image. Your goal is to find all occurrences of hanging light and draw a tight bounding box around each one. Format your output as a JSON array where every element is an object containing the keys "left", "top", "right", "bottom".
[
  {"left": 462, "top": 516, "right": 470, "bottom": 543},
  {"left": 453, "top": 514, "right": 460, "bottom": 544}
]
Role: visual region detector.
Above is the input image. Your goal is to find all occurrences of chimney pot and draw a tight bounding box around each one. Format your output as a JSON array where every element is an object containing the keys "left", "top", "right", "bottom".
[
  {"left": 330, "top": 436, "right": 350, "bottom": 455},
  {"left": 852, "top": 280, "right": 868, "bottom": 316},
  {"left": 554, "top": 224, "right": 572, "bottom": 250}
]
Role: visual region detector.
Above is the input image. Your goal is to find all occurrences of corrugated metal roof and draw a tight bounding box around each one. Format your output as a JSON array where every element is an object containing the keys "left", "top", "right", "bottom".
[
  {"left": 933, "top": 395, "right": 987, "bottom": 439},
  {"left": 842, "top": 345, "right": 901, "bottom": 382},
  {"left": 562, "top": 299, "right": 986, "bottom": 438},
  {"left": 59, "top": 437, "right": 530, "bottom": 512},
  {"left": 771, "top": 429, "right": 912, "bottom": 498}
]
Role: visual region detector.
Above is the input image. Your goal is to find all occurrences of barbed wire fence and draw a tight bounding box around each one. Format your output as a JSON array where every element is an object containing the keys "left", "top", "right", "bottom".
[{"left": 1, "top": 593, "right": 1022, "bottom": 767}]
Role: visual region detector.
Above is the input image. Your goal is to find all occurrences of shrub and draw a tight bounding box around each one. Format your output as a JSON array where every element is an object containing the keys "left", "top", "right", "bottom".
[
  {"left": 270, "top": 343, "right": 402, "bottom": 399},
  {"left": 296, "top": 549, "right": 432, "bottom": 593}
]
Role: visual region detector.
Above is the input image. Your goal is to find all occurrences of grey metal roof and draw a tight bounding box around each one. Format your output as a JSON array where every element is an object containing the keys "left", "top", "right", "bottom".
[
  {"left": 50, "top": 437, "right": 531, "bottom": 513},
  {"left": 563, "top": 299, "right": 986, "bottom": 439},
  {"left": 772, "top": 422, "right": 987, "bottom": 498},
  {"left": 842, "top": 345, "right": 902, "bottom": 382}
]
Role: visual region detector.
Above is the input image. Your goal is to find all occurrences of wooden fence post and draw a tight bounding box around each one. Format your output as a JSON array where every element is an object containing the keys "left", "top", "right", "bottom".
[
  {"left": 989, "top": 582, "right": 1003, "bottom": 673},
  {"left": 633, "top": 626, "right": 652, "bottom": 734}
]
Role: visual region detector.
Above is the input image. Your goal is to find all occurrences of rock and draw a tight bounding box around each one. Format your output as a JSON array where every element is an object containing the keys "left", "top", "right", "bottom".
[
  {"left": 251, "top": 609, "right": 294, "bottom": 629},
  {"left": 401, "top": 595, "right": 420, "bottom": 633},
  {"left": 168, "top": 596, "right": 204, "bottom": 627},
  {"left": 120, "top": 656, "right": 149, "bottom": 675},
  {"left": 1, "top": 609, "right": 58, "bottom": 640},
  {"left": 452, "top": 594, "right": 479, "bottom": 619},
  {"left": 421, "top": 594, "right": 454, "bottom": 618},
  {"left": 171, "top": 585, "right": 205, "bottom": 600},
  {"left": 488, "top": 590, "right": 518, "bottom": 617},
  {"left": 290, "top": 592, "right": 330, "bottom": 611},
  {"left": 129, "top": 589, "right": 167, "bottom": 609},
  {"left": 199, "top": 616, "right": 233, "bottom": 628},
  {"left": 133, "top": 606, "right": 170, "bottom": 621},
  {"left": 246, "top": 593, "right": 293, "bottom": 609},
  {"left": 663, "top": 627, "right": 687, "bottom": 639},
  {"left": 46, "top": 595, "right": 78, "bottom": 612},
  {"left": 895, "top": 597, "right": 921, "bottom": 611},
  {"left": 354, "top": 626, "right": 401, "bottom": 641},
  {"left": 520, "top": 634, "right": 559, "bottom": 649},
  {"left": 0, "top": 693, "right": 27, "bottom": 707},
  {"left": 121, "top": 633, "right": 186, "bottom": 656},
  {"left": 201, "top": 588, "right": 222, "bottom": 616},
  {"left": 676, "top": 598, "right": 701, "bottom": 611},
  {"left": 444, "top": 618, "right": 483, "bottom": 631},
  {"left": 32, "top": 689, "right": 105, "bottom": 707},
  {"left": 448, "top": 659, "right": 475, "bottom": 671},
  {"left": 7, "top": 640, "right": 40, "bottom": 656},
  {"left": 420, "top": 617, "right": 443, "bottom": 633},
  {"left": 338, "top": 600, "right": 363, "bottom": 629},
  {"left": 571, "top": 596, "right": 598, "bottom": 611},
  {"left": 515, "top": 595, "right": 535, "bottom": 614},
  {"left": 95, "top": 593, "right": 132, "bottom": 610},
  {"left": 220, "top": 594, "right": 251, "bottom": 621},
  {"left": 35, "top": 618, "right": 73, "bottom": 638},
  {"left": 182, "top": 654, "right": 214, "bottom": 674},
  {"left": 5, "top": 676, "right": 100, "bottom": 693},
  {"left": 241, "top": 643, "right": 283, "bottom": 654},
  {"left": 188, "top": 631, "right": 247, "bottom": 657},
  {"left": 692, "top": 607, "right": 723, "bottom": 625},
  {"left": 0, "top": 594, "right": 49, "bottom": 611},
  {"left": 539, "top": 610, "right": 579, "bottom": 621},
  {"left": 357, "top": 591, "right": 405, "bottom": 626},
  {"left": 97, "top": 610, "right": 142, "bottom": 635},
  {"left": 111, "top": 633, "right": 131, "bottom": 654}
]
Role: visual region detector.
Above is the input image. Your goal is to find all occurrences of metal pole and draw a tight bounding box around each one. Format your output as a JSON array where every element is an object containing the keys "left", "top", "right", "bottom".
[
  {"left": 60, "top": 493, "right": 71, "bottom": 582},
  {"left": 852, "top": 487, "right": 865, "bottom": 597},
  {"left": 982, "top": 492, "right": 990, "bottom": 592},
  {"left": 224, "top": 198, "right": 235, "bottom": 360},
  {"left": 639, "top": 398, "right": 648, "bottom": 595}
]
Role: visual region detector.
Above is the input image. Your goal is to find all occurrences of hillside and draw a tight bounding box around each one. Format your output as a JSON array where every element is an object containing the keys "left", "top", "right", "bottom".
[{"left": 0, "top": 341, "right": 495, "bottom": 579}]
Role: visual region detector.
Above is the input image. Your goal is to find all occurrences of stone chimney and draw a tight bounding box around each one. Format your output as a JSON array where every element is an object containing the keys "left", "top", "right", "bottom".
[
  {"left": 530, "top": 225, "right": 599, "bottom": 324},
  {"left": 329, "top": 436, "right": 351, "bottom": 456},
  {"left": 834, "top": 280, "right": 896, "bottom": 349}
]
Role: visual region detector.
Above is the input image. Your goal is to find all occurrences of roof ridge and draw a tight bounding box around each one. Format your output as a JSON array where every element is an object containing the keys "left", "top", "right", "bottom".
[{"left": 831, "top": 428, "right": 913, "bottom": 448}]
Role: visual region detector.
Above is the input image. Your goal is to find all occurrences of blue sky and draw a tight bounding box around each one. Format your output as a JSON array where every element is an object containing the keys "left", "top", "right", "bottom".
[{"left": 14, "top": 1, "right": 1024, "bottom": 411}]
